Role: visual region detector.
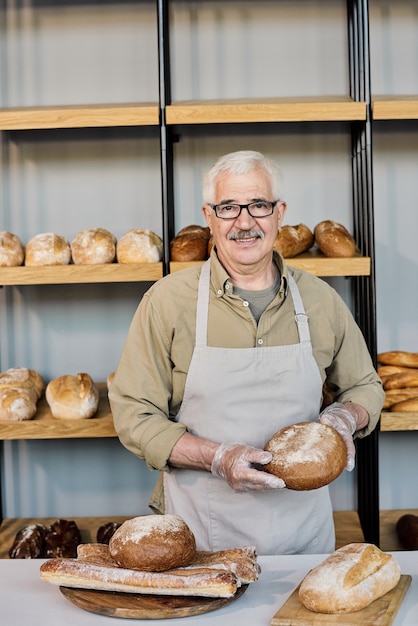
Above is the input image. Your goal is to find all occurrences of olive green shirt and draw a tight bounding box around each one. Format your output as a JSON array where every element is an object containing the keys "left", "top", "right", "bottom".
[{"left": 109, "top": 250, "right": 384, "bottom": 510}]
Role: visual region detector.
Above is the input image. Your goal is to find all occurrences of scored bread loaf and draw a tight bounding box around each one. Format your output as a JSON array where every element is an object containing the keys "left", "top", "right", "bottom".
[
  {"left": 25, "top": 233, "right": 71, "bottom": 266},
  {"left": 116, "top": 229, "right": 162, "bottom": 263},
  {"left": 314, "top": 220, "right": 356, "bottom": 258},
  {"left": 263, "top": 421, "right": 346, "bottom": 490},
  {"left": 299, "top": 543, "right": 401, "bottom": 613},
  {"left": 46, "top": 373, "right": 99, "bottom": 419},
  {"left": 0, "top": 387, "right": 38, "bottom": 421},
  {"left": 0, "top": 367, "right": 45, "bottom": 399},
  {"left": 389, "top": 397, "right": 418, "bottom": 412},
  {"left": 383, "top": 371, "right": 418, "bottom": 391},
  {"left": 273, "top": 224, "right": 314, "bottom": 258},
  {"left": 170, "top": 225, "right": 211, "bottom": 262},
  {"left": 0, "top": 231, "right": 25, "bottom": 266},
  {"left": 70, "top": 228, "right": 116, "bottom": 265}
]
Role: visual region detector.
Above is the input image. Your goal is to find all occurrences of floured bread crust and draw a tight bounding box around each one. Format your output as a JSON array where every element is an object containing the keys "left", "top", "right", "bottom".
[
  {"left": 46, "top": 373, "right": 99, "bottom": 419},
  {"left": 71, "top": 228, "right": 116, "bottom": 265},
  {"left": 299, "top": 543, "right": 401, "bottom": 613},
  {"left": 25, "top": 233, "right": 71, "bottom": 266},
  {"left": 0, "top": 231, "right": 24, "bottom": 266},
  {"left": 264, "top": 421, "right": 346, "bottom": 490},
  {"left": 116, "top": 229, "right": 162, "bottom": 263}
]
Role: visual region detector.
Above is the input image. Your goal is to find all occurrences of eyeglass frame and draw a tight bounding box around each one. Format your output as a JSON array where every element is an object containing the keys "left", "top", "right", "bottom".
[{"left": 209, "top": 199, "right": 280, "bottom": 220}]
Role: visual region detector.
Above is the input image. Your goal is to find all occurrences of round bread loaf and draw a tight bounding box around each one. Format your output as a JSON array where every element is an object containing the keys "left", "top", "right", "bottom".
[
  {"left": 0, "top": 387, "right": 38, "bottom": 421},
  {"left": 171, "top": 225, "right": 210, "bottom": 261},
  {"left": 0, "top": 367, "right": 45, "bottom": 399},
  {"left": 71, "top": 228, "right": 116, "bottom": 265},
  {"left": 46, "top": 373, "right": 99, "bottom": 419},
  {"left": 0, "top": 231, "right": 25, "bottom": 266},
  {"left": 25, "top": 233, "right": 71, "bottom": 266},
  {"left": 116, "top": 229, "right": 162, "bottom": 263},
  {"left": 109, "top": 514, "right": 197, "bottom": 572},
  {"left": 274, "top": 224, "right": 314, "bottom": 258},
  {"left": 314, "top": 220, "right": 356, "bottom": 258},
  {"left": 263, "top": 421, "right": 346, "bottom": 490}
]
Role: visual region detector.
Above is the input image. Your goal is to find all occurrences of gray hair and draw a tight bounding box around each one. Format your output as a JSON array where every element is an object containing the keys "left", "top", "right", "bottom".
[{"left": 202, "top": 150, "right": 284, "bottom": 204}]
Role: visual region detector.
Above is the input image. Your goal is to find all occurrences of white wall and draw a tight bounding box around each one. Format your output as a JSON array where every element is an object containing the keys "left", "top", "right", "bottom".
[{"left": 0, "top": 0, "right": 417, "bottom": 518}]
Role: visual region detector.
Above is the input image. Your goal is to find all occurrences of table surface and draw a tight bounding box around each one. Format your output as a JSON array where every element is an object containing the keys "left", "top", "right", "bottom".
[{"left": 3, "top": 552, "right": 417, "bottom": 625}]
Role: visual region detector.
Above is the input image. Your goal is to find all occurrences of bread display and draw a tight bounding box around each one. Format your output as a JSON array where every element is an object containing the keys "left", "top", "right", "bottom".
[
  {"left": 70, "top": 228, "right": 116, "bottom": 265},
  {"left": 116, "top": 229, "right": 162, "bottom": 263},
  {"left": 377, "top": 351, "right": 418, "bottom": 411},
  {"left": 45, "top": 373, "right": 99, "bottom": 419},
  {"left": 109, "top": 514, "right": 197, "bottom": 572},
  {"left": 395, "top": 514, "right": 418, "bottom": 550},
  {"left": 314, "top": 220, "right": 356, "bottom": 257},
  {"left": 263, "top": 421, "right": 346, "bottom": 490},
  {"left": 44, "top": 519, "right": 82, "bottom": 558},
  {"left": 299, "top": 543, "right": 401, "bottom": 613},
  {"left": 25, "top": 233, "right": 71, "bottom": 266},
  {"left": 0, "top": 231, "right": 25, "bottom": 266},
  {"left": 9, "top": 523, "right": 47, "bottom": 558},
  {"left": 273, "top": 223, "right": 314, "bottom": 258},
  {"left": 170, "top": 225, "right": 211, "bottom": 262}
]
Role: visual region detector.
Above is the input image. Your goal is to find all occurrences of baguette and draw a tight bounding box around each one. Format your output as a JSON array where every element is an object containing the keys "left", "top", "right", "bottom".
[
  {"left": 299, "top": 543, "right": 400, "bottom": 614},
  {"left": 377, "top": 365, "right": 414, "bottom": 379},
  {"left": 390, "top": 397, "right": 418, "bottom": 412},
  {"left": 378, "top": 351, "right": 418, "bottom": 369},
  {"left": 314, "top": 220, "right": 356, "bottom": 258},
  {"left": 383, "top": 391, "right": 418, "bottom": 409},
  {"left": 383, "top": 371, "right": 418, "bottom": 391}
]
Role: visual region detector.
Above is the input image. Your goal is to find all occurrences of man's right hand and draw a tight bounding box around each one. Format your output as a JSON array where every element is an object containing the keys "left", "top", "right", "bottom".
[{"left": 211, "top": 442, "right": 286, "bottom": 492}]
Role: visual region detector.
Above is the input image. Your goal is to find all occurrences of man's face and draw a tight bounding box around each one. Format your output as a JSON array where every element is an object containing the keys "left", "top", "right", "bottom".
[{"left": 202, "top": 168, "right": 287, "bottom": 273}]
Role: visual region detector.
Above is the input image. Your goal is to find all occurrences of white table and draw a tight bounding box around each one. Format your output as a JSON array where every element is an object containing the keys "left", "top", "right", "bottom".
[{"left": 3, "top": 552, "right": 417, "bottom": 625}]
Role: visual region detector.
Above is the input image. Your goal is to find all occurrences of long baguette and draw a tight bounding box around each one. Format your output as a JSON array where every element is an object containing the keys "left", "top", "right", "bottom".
[
  {"left": 383, "top": 371, "right": 418, "bottom": 391},
  {"left": 378, "top": 351, "right": 418, "bottom": 368},
  {"left": 390, "top": 398, "right": 418, "bottom": 412}
]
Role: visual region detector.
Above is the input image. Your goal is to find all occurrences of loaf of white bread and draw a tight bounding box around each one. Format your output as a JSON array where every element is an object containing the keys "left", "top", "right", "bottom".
[
  {"left": 299, "top": 543, "right": 401, "bottom": 613},
  {"left": 70, "top": 228, "right": 116, "bottom": 265},
  {"left": 25, "top": 233, "right": 71, "bottom": 266},
  {"left": 116, "top": 229, "right": 163, "bottom": 263},
  {"left": 0, "top": 231, "right": 25, "bottom": 266},
  {"left": 46, "top": 373, "right": 99, "bottom": 419},
  {"left": 0, "top": 367, "right": 45, "bottom": 421}
]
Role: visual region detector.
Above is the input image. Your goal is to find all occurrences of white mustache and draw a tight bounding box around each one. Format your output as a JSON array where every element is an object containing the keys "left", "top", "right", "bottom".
[{"left": 228, "top": 229, "right": 264, "bottom": 241}]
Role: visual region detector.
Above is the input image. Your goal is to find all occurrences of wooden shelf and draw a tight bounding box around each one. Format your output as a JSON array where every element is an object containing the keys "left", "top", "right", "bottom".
[
  {"left": 380, "top": 411, "right": 418, "bottom": 432},
  {"left": 0, "top": 263, "right": 163, "bottom": 286},
  {"left": 166, "top": 96, "right": 367, "bottom": 125},
  {"left": 0, "top": 103, "right": 159, "bottom": 131},
  {"left": 0, "top": 384, "right": 116, "bottom": 440},
  {"left": 171, "top": 251, "right": 370, "bottom": 278},
  {"left": 372, "top": 96, "right": 418, "bottom": 120}
]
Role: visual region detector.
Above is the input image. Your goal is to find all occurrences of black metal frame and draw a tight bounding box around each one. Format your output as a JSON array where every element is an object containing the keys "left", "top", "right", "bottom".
[{"left": 157, "top": 0, "right": 380, "bottom": 545}]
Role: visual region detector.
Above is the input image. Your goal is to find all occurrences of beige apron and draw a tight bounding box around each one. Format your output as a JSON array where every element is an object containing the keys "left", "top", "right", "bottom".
[{"left": 164, "top": 259, "right": 335, "bottom": 554}]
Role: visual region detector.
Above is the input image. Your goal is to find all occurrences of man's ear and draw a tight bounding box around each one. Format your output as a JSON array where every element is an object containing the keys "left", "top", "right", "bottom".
[
  {"left": 277, "top": 201, "right": 287, "bottom": 228},
  {"left": 202, "top": 204, "right": 213, "bottom": 231}
]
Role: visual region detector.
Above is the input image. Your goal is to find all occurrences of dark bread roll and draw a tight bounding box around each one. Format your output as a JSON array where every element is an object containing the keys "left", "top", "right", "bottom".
[
  {"left": 274, "top": 224, "right": 314, "bottom": 258},
  {"left": 9, "top": 523, "right": 47, "bottom": 558},
  {"left": 44, "top": 519, "right": 82, "bottom": 558},
  {"left": 109, "top": 514, "right": 197, "bottom": 572},
  {"left": 263, "top": 421, "right": 346, "bottom": 490},
  {"left": 396, "top": 514, "right": 418, "bottom": 550},
  {"left": 96, "top": 522, "right": 121, "bottom": 545},
  {"left": 314, "top": 220, "right": 356, "bottom": 258},
  {"left": 171, "top": 225, "right": 210, "bottom": 262}
]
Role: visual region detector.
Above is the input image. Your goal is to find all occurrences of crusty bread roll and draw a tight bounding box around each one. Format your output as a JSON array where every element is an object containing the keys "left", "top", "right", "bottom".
[
  {"left": 383, "top": 371, "right": 418, "bottom": 391},
  {"left": 378, "top": 350, "right": 418, "bottom": 369},
  {"left": 263, "top": 421, "right": 346, "bottom": 490},
  {"left": 0, "top": 367, "right": 45, "bottom": 399},
  {"left": 0, "top": 231, "right": 25, "bottom": 266},
  {"left": 116, "top": 229, "right": 162, "bottom": 263},
  {"left": 0, "top": 387, "right": 38, "bottom": 421},
  {"left": 70, "top": 228, "right": 116, "bottom": 265},
  {"left": 109, "top": 515, "right": 197, "bottom": 572},
  {"left": 396, "top": 514, "right": 418, "bottom": 550},
  {"left": 314, "top": 220, "right": 356, "bottom": 258},
  {"left": 299, "top": 543, "right": 401, "bottom": 613},
  {"left": 25, "top": 233, "right": 71, "bottom": 266},
  {"left": 9, "top": 523, "right": 47, "bottom": 558},
  {"left": 170, "top": 225, "right": 211, "bottom": 262},
  {"left": 273, "top": 224, "right": 314, "bottom": 258},
  {"left": 46, "top": 373, "right": 99, "bottom": 419}
]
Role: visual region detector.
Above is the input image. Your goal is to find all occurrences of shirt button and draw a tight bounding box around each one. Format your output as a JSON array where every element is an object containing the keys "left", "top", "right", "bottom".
[
  {"left": 258, "top": 338, "right": 264, "bottom": 345},
  {"left": 225, "top": 283, "right": 230, "bottom": 290},
  {"left": 217, "top": 289, "right": 223, "bottom": 296},
  {"left": 243, "top": 301, "right": 249, "bottom": 307}
]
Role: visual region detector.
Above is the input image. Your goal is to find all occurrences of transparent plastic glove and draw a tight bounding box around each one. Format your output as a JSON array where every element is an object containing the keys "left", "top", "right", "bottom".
[
  {"left": 211, "top": 443, "right": 286, "bottom": 492},
  {"left": 319, "top": 402, "right": 357, "bottom": 471}
]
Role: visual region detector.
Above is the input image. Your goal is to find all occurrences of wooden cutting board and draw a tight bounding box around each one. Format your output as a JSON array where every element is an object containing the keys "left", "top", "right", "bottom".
[
  {"left": 60, "top": 584, "right": 248, "bottom": 619},
  {"left": 271, "top": 575, "right": 411, "bottom": 625}
]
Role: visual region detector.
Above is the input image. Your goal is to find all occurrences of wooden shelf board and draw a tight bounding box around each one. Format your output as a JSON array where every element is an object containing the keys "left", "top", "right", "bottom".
[
  {"left": 0, "top": 103, "right": 159, "bottom": 130},
  {"left": 380, "top": 412, "right": 418, "bottom": 432},
  {"left": 372, "top": 96, "right": 418, "bottom": 120},
  {"left": 0, "top": 263, "right": 163, "bottom": 285},
  {"left": 0, "top": 384, "right": 117, "bottom": 440},
  {"left": 166, "top": 96, "right": 366, "bottom": 125},
  {"left": 171, "top": 252, "right": 370, "bottom": 277}
]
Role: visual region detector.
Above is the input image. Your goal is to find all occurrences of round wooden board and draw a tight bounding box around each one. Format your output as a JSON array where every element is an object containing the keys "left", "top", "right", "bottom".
[{"left": 60, "top": 584, "right": 248, "bottom": 619}]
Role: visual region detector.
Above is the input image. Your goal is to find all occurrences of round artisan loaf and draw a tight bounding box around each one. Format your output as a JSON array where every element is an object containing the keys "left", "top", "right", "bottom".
[
  {"left": 0, "top": 367, "right": 45, "bottom": 399},
  {"left": 46, "top": 373, "right": 99, "bottom": 419},
  {"left": 170, "top": 225, "right": 211, "bottom": 262},
  {"left": 263, "top": 421, "right": 346, "bottom": 490},
  {"left": 116, "top": 229, "right": 162, "bottom": 263},
  {"left": 314, "top": 220, "right": 356, "bottom": 258},
  {"left": 273, "top": 223, "right": 314, "bottom": 258},
  {"left": 109, "top": 514, "right": 197, "bottom": 572},
  {"left": 71, "top": 228, "right": 116, "bottom": 265},
  {"left": 0, "top": 231, "right": 25, "bottom": 266},
  {"left": 299, "top": 543, "right": 401, "bottom": 613},
  {"left": 25, "top": 233, "right": 71, "bottom": 266},
  {"left": 0, "top": 387, "right": 38, "bottom": 421}
]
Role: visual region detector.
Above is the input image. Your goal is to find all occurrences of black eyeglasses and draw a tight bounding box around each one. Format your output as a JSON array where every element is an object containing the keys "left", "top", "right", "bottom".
[{"left": 210, "top": 200, "right": 279, "bottom": 220}]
